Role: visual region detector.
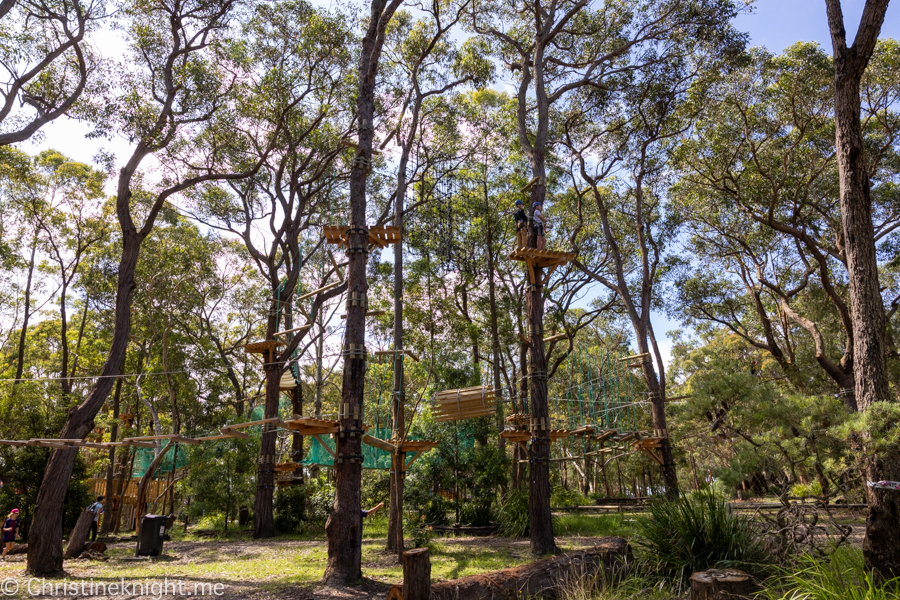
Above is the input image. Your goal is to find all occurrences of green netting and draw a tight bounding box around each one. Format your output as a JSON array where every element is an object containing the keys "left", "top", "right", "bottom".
[
  {"left": 556, "top": 345, "right": 641, "bottom": 432},
  {"left": 303, "top": 427, "right": 394, "bottom": 469},
  {"left": 132, "top": 442, "right": 190, "bottom": 479}
]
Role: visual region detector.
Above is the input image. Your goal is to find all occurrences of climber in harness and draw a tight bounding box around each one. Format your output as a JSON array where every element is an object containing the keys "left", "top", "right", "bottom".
[
  {"left": 532, "top": 201, "right": 548, "bottom": 251},
  {"left": 513, "top": 200, "right": 527, "bottom": 249}
]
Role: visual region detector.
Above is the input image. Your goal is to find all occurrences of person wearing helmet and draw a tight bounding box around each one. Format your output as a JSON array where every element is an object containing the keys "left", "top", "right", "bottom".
[
  {"left": 513, "top": 200, "right": 527, "bottom": 248},
  {"left": 532, "top": 201, "right": 548, "bottom": 250},
  {"left": 2, "top": 508, "right": 20, "bottom": 560}
]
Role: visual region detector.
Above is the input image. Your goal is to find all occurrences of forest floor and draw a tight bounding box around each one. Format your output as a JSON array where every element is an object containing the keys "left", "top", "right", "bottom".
[
  {"left": 0, "top": 510, "right": 868, "bottom": 600},
  {"left": 0, "top": 514, "right": 633, "bottom": 599}
]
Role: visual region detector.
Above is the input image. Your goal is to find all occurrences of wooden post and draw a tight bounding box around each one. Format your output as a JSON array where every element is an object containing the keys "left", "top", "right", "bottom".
[{"left": 402, "top": 548, "right": 431, "bottom": 600}]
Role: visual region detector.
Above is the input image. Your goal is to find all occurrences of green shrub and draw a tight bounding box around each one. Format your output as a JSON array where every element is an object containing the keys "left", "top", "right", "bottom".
[
  {"left": 304, "top": 477, "right": 335, "bottom": 525},
  {"left": 494, "top": 488, "right": 530, "bottom": 537},
  {"left": 635, "top": 487, "right": 766, "bottom": 581},
  {"left": 764, "top": 547, "right": 900, "bottom": 600},
  {"left": 789, "top": 481, "right": 823, "bottom": 498},
  {"left": 273, "top": 485, "right": 306, "bottom": 533},
  {"left": 460, "top": 502, "right": 492, "bottom": 526},
  {"left": 552, "top": 485, "right": 586, "bottom": 508}
]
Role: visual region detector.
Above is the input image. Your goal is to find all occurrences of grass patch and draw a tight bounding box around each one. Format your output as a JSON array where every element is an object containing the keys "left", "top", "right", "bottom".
[
  {"left": 762, "top": 547, "right": 900, "bottom": 600},
  {"left": 554, "top": 513, "right": 641, "bottom": 538}
]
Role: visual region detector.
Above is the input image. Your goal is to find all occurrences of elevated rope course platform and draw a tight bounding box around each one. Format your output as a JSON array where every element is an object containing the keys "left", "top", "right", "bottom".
[{"left": 509, "top": 247, "right": 576, "bottom": 284}]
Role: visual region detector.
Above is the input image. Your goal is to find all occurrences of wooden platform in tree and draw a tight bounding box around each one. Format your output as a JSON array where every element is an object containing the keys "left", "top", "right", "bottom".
[
  {"left": 509, "top": 247, "right": 576, "bottom": 284},
  {"left": 633, "top": 436, "right": 666, "bottom": 465},
  {"left": 244, "top": 339, "right": 281, "bottom": 363},
  {"left": 433, "top": 386, "right": 497, "bottom": 421},
  {"left": 274, "top": 462, "right": 301, "bottom": 472},
  {"left": 323, "top": 225, "right": 401, "bottom": 248}
]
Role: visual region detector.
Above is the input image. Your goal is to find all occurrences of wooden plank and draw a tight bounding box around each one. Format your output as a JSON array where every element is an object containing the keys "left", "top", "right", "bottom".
[
  {"left": 28, "top": 441, "right": 70, "bottom": 449},
  {"left": 404, "top": 450, "right": 425, "bottom": 471},
  {"left": 519, "top": 176, "right": 542, "bottom": 193},
  {"left": 273, "top": 324, "right": 313, "bottom": 338},
  {"left": 194, "top": 434, "right": 233, "bottom": 441},
  {"left": 327, "top": 249, "right": 344, "bottom": 280},
  {"left": 223, "top": 417, "right": 281, "bottom": 430},
  {"left": 0, "top": 440, "right": 30, "bottom": 447},
  {"left": 297, "top": 281, "right": 342, "bottom": 302},
  {"left": 362, "top": 435, "right": 396, "bottom": 453},
  {"left": 123, "top": 435, "right": 176, "bottom": 442},
  {"left": 219, "top": 427, "right": 249, "bottom": 439},
  {"left": 400, "top": 440, "right": 439, "bottom": 452},
  {"left": 172, "top": 435, "right": 202, "bottom": 446}
]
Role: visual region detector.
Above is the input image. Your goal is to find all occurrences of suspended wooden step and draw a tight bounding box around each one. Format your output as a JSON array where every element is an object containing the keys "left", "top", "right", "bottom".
[
  {"left": 323, "top": 225, "right": 401, "bottom": 248},
  {"left": 499, "top": 429, "right": 571, "bottom": 443},
  {"left": 569, "top": 425, "right": 596, "bottom": 436},
  {"left": 282, "top": 416, "right": 353, "bottom": 436},
  {"left": 432, "top": 386, "right": 497, "bottom": 421},
  {"left": 509, "top": 247, "right": 576, "bottom": 284}
]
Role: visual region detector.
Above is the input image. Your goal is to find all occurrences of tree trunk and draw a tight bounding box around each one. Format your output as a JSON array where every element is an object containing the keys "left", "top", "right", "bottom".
[
  {"left": 14, "top": 238, "right": 37, "bottom": 385},
  {"left": 134, "top": 443, "right": 174, "bottom": 531},
  {"left": 27, "top": 230, "right": 143, "bottom": 575},
  {"left": 430, "top": 539, "right": 632, "bottom": 600},
  {"left": 485, "top": 182, "right": 507, "bottom": 495},
  {"left": 388, "top": 144, "right": 408, "bottom": 556},
  {"left": 63, "top": 510, "right": 95, "bottom": 560},
  {"left": 526, "top": 168, "right": 556, "bottom": 557},
  {"left": 100, "top": 378, "right": 123, "bottom": 536},
  {"left": 112, "top": 448, "right": 135, "bottom": 534},
  {"left": 402, "top": 548, "right": 430, "bottom": 600},
  {"left": 253, "top": 361, "right": 282, "bottom": 538},
  {"left": 825, "top": 0, "right": 898, "bottom": 577},
  {"left": 291, "top": 384, "right": 304, "bottom": 489}
]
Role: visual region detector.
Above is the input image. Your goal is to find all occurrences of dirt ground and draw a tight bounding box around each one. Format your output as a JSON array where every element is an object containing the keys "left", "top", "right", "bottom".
[{"left": 0, "top": 535, "right": 615, "bottom": 600}]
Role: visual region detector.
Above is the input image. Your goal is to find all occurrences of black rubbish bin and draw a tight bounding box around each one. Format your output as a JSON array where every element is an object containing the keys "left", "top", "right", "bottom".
[{"left": 136, "top": 514, "right": 168, "bottom": 556}]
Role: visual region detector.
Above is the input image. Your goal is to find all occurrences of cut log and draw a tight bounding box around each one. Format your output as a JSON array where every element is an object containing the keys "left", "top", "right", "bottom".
[
  {"left": 689, "top": 569, "right": 761, "bottom": 600},
  {"left": 81, "top": 541, "right": 106, "bottom": 554},
  {"left": 64, "top": 510, "right": 96, "bottom": 559},
  {"left": 386, "top": 586, "right": 402, "bottom": 600},
  {"left": 402, "top": 548, "right": 430, "bottom": 600},
  {"left": 430, "top": 538, "right": 632, "bottom": 600},
  {"left": 7, "top": 543, "right": 27, "bottom": 555}
]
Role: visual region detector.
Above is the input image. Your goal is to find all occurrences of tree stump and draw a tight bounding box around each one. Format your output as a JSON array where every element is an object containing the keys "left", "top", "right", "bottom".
[
  {"left": 64, "top": 510, "right": 95, "bottom": 559},
  {"left": 690, "top": 569, "right": 761, "bottom": 600},
  {"left": 402, "top": 548, "right": 430, "bottom": 600}
]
